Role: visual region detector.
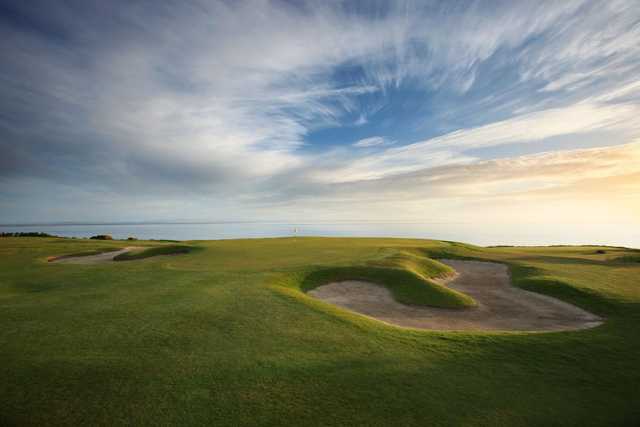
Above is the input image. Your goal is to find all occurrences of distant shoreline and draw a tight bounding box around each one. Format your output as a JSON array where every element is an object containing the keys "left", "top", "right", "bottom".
[
  {"left": 1, "top": 222, "right": 637, "bottom": 249},
  {"left": 1, "top": 220, "right": 480, "bottom": 227}
]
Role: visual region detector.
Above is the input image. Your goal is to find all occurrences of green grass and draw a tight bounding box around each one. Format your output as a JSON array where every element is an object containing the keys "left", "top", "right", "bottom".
[
  {"left": 614, "top": 254, "right": 640, "bottom": 264},
  {"left": 0, "top": 236, "right": 639, "bottom": 426},
  {"left": 294, "top": 250, "right": 475, "bottom": 308},
  {"left": 113, "top": 244, "right": 195, "bottom": 261}
]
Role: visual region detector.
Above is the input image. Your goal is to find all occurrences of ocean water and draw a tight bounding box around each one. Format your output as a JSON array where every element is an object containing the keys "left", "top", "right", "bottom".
[{"left": 1, "top": 222, "right": 638, "bottom": 248}]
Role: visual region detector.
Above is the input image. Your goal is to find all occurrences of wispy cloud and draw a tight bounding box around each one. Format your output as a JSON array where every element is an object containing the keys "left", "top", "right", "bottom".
[
  {"left": 0, "top": 0, "right": 639, "bottom": 225},
  {"left": 353, "top": 136, "right": 392, "bottom": 148},
  {"left": 253, "top": 142, "right": 640, "bottom": 223}
]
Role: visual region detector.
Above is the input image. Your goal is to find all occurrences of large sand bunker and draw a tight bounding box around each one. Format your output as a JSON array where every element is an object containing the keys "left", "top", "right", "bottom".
[{"left": 308, "top": 259, "right": 603, "bottom": 332}]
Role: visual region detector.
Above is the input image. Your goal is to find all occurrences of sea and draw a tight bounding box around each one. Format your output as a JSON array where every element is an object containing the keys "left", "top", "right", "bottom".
[{"left": 1, "top": 222, "right": 638, "bottom": 248}]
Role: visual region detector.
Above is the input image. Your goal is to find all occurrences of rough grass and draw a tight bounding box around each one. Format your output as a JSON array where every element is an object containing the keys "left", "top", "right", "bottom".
[
  {"left": 615, "top": 254, "right": 640, "bottom": 263},
  {"left": 113, "top": 244, "right": 194, "bottom": 261},
  {"left": 0, "top": 237, "right": 639, "bottom": 426}
]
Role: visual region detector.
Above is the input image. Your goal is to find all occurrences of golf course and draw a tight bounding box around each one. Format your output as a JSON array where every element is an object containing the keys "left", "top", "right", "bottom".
[{"left": 1, "top": 236, "right": 639, "bottom": 426}]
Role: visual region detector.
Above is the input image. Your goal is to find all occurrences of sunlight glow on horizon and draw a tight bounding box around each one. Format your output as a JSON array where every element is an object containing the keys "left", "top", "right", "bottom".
[{"left": 0, "top": 0, "right": 638, "bottom": 241}]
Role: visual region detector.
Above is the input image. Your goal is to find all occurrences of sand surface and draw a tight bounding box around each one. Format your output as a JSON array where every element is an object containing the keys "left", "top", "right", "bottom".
[
  {"left": 49, "top": 247, "right": 142, "bottom": 264},
  {"left": 308, "top": 259, "right": 603, "bottom": 332}
]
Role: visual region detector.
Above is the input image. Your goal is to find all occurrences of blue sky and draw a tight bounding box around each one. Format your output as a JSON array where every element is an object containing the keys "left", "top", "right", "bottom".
[{"left": 0, "top": 0, "right": 639, "bottom": 225}]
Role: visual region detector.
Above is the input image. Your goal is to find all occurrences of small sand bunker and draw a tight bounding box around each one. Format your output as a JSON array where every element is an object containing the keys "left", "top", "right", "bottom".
[
  {"left": 308, "top": 259, "right": 603, "bottom": 332},
  {"left": 49, "top": 247, "right": 142, "bottom": 264}
]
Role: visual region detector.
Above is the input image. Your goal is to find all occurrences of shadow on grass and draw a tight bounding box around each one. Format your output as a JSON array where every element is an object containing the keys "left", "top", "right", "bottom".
[
  {"left": 113, "top": 245, "right": 201, "bottom": 261},
  {"left": 510, "top": 254, "right": 640, "bottom": 268}
]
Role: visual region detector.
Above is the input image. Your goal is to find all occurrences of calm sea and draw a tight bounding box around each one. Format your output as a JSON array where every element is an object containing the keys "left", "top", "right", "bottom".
[{"left": 1, "top": 222, "right": 638, "bottom": 248}]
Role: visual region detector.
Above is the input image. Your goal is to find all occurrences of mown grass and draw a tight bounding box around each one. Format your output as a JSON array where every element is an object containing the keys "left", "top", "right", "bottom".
[
  {"left": 113, "top": 244, "right": 195, "bottom": 261},
  {"left": 0, "top": 237, "right": 639, "bottom": 426}
]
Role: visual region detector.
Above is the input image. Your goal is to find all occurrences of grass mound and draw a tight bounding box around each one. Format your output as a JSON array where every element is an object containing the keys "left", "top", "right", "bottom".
[
  {"left": 48, "top": 247, "right": 120, "bottom": 262},
  {"left": 113, "top": 245, "right": 194, "bottom": 261},
  {"left": 298, "top": 250, "right": 475, "bottom": 309},
  {"left": 369, "top": 249, "right": 454, "bottom": 278}
]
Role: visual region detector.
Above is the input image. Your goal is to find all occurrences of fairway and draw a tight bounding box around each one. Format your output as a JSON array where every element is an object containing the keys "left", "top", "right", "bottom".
[{"left": 1, "top": 236, "right": 639, "bottom": 426}]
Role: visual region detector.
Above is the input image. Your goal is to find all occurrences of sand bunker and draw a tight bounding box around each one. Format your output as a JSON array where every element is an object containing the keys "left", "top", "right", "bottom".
[
  {"left": 49, "top": 247, "right": 142, "bottom": 264},
  {"left": 308, "top": 259, "right": 603, "bottom": 332}
]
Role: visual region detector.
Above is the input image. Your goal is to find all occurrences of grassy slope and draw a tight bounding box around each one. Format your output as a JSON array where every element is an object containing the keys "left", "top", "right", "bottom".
[
  {"left": 113, "top": 245, "right": 195, "bottom": 261},
  {"left": 0, "top": 237, "right": 639, "bottom": 426},
  {"left": 294, "top": 249, "right": 475, "bottom": 308},
  {"left": 48, "top": 247, "right": 122, "bottom": 261}
]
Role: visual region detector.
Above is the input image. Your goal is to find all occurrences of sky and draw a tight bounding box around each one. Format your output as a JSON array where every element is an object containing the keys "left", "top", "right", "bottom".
[{"left": 1, "top": 0, "right": 639, "bottom": 227}]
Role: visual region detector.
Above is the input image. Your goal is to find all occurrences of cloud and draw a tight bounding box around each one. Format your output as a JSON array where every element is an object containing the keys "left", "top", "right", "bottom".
[
  {"left": 0, "top": 0, "right": 639, "bottom": 225},
  {"left": 312, "top": 91, "right": 640, "bottom": 184},
  {"left": 417, "top": 101, "right": 640, "bottom": 151},
  {"left": 354, "top": 114, "right": 368, "bottom": 126},
  {"left": 353, "top": 136, "right": 391, "bottom": 148},
  {"left": 251, "top": 142, "right": 640, "bottom": 224}
]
